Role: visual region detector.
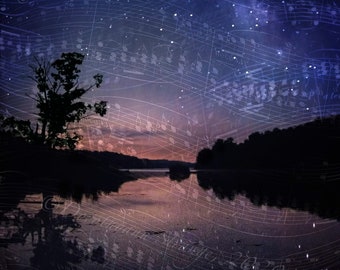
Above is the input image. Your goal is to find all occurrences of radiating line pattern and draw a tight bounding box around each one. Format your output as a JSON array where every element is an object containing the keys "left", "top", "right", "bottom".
[{"left": 1, "top": 0, "right": 339, "bottom": 161}]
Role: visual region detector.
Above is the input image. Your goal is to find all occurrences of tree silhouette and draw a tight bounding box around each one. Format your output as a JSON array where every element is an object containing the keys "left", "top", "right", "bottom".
[
  {"left": 0, "top": 52, "right": 107, "bottom": 150},
  {"left": 195, "top": 115, "right": 340, "bottom": 171},
  {"left": 168, "top": 163, "right": 191, "bottom": 181},
  {"left": 196, "top": 148, "right": 213, "bottom": 168}
]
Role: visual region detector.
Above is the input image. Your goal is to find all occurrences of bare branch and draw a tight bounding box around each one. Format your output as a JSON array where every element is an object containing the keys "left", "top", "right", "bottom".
[{"left": 25, "top": 93, "right": 39, "bottom": 102}]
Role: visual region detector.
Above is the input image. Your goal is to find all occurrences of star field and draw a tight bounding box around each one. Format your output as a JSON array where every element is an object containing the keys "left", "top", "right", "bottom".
[{"left": 1, "top": 0, "right": 340, "bottom": 161}]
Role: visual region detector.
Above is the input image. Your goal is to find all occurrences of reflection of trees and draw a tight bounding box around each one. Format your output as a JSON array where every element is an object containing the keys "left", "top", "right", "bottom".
[
  {"left": 29, "top": 205, "right": 85, "bottom": 269},
  {"left": 0, "top": 130, "right": 139, "bottom": 205},
  {"left": 168, "top": 163, "right": 191, "bottom": 181},
  {"left": 197, "top": 171, "right": 340, "bottom": 220},
  {"left": 0, "top": 193, "right": 105, "bottom": 269},
  {"left": 195, "top": 115, "right": 340, "bottom": 220},
  {"left": 0, "top": 164, "right": 137, "bottom": 208},
  {"left": 0, "top": 148, "right": 141, "bottom": 268}
]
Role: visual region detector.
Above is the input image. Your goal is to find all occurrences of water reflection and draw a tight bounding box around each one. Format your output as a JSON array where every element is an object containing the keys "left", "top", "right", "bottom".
[
  {"left": 0, "top": 191, "right": 103, "bottom": 269},
  {"left": 0, "top": 173, "right": 339, "bottom": 269},
  {"left": 29, "top": 203, "right": 86, "bottom": 269},
  {"left": 196, "top": 170, "right": 340, "bottom": 221}
]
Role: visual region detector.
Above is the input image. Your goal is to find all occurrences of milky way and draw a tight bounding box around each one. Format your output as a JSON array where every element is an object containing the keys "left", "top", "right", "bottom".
[{"left": 1, "top": 0, "right": 340, "bottom": 161}]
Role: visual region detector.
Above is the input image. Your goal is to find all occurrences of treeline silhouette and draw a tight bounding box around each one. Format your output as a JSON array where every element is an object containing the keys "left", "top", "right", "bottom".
[
  {"left": 0, "top": 130, "right": 192, "bottom": 205},
  {"left": 196, "top": 115, "right": 340, "bottom": 174},
  {"left": 195, "top": 115, "right": 340, "bottom": 220},
  {"left": 0, "top": 131, "right": 137, "bottom": 204},
  {"left": 0, "top": 131, "right": 193, "bottom": 268}
]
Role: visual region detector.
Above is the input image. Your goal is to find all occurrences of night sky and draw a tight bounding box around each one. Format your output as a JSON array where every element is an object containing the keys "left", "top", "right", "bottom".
[{"left": 1, "top": 0, "right": 340, "bottom": 161}]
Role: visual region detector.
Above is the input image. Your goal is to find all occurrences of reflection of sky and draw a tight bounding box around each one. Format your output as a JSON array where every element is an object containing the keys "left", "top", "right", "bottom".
[
  {"left": 13, "top": 175, "right": 340, "bottom": 269},
  {"left": 1, "top": 0, "right": 340, "bottom": 161}
]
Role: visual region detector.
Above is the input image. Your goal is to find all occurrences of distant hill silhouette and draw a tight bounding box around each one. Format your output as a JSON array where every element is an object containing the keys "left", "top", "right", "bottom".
[
  {"left": 0, "top": 131, "right": 192, "bottom": 178},
  {"left": 0, "top": 131, "right": 192, "bottom": 207}
]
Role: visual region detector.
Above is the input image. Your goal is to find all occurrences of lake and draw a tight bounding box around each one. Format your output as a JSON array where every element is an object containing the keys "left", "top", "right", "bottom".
[{"left": 0, "top": 173, "right": 339, "bottom": 269}]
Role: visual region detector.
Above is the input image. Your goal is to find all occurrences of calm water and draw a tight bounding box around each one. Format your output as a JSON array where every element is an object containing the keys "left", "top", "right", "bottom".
[{"left": 1, "top": 174, "right": 339, "bottom": 269}]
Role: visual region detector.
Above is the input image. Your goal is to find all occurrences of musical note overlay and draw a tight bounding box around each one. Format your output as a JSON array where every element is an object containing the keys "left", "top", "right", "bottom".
[
  {"left": 1, "top": 0, "right": 339, "bottom": 161},
  {"left": 1, "top": 1, "right": 340, "bottom": 267},
  {"left": 1, "top": 173, "right": 338, "bottom": 269}
]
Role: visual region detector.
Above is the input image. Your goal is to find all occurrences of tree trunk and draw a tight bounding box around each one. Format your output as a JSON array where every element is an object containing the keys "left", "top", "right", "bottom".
[{"left": 41, "top": 121, "right": 46, "bottom": 142}]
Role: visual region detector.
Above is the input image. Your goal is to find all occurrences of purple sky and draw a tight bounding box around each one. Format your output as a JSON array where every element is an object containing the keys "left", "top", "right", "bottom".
[{"left": 1, "top": 0, "right": 340, "bottom": 161}]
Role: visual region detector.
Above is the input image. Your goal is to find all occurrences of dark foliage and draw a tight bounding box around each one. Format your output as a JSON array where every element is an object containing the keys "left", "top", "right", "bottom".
[
  {"left": 195, "top": 115, "right": 340, "bottom": 220},
  {"left": 0, "top": 131, "right": 137, "bottom": 205},
  {"left": 0, "top": 131, "right": 192, "bottom": 204},
  {"left": 0, "top": 52, "right": 107, "bottom": 150},
  {"left": 168, "top": 163, "right": 191, "bottom": 181},
  {"left": 196, "top": 115, "right": 340, "bottom": 173}
]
